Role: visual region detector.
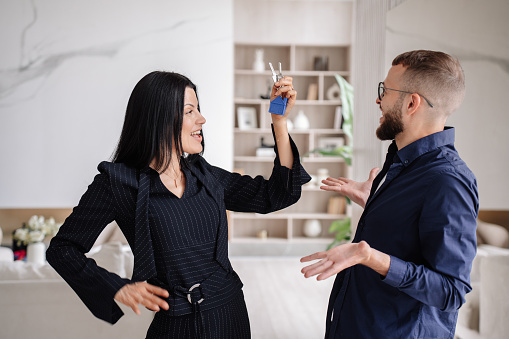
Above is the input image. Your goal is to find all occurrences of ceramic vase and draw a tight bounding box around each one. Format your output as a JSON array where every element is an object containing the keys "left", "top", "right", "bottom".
[
  {"left": 26, "top": 242, "right": 46, "bottom": 265},
  {"left": 327, "top": 83, "right": 341, "bottom": 101},
  {"left": 294, "top": 110, "right": 310, "bottom": 130},
  {"left": 252, "top": 49, "right": 265, "bottom": 72},
  {"left": 317, "top": 168, "right": 330, "bottom": 184},
  {"left": 303, "top": 219, "right": 322, "bottom": 238}
]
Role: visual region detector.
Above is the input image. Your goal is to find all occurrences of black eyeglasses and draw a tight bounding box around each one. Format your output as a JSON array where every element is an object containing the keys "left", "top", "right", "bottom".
[{"left": 378, "top": 82, "right": 434, "bottom": 108}]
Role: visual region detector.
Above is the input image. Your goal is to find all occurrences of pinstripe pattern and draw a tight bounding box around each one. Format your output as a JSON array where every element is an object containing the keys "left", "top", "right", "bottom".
[
  {"left": 135, "top": 169, "right": 156, "bottom": 281},
  {"left": 47, "top": 130, "right": 311, "bottom": 334},
  {"left": 148, "top": 166, "right": 243, "bottom": 317}
]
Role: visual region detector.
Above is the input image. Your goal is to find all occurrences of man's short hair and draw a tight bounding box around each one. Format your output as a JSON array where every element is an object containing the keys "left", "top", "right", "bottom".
[{"left": 392, "top": 50, "right": 465, "bottom": 116}]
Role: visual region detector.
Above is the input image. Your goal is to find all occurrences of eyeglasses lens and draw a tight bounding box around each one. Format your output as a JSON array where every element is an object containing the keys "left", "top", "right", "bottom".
[{"left": 378, "top": 83, "right": 384, "bottom": 101}]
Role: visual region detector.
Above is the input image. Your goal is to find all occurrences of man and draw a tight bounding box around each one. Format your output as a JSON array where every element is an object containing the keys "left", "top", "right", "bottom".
[{"left": 301, "top": 50, "right": 478, "bottom": 338}]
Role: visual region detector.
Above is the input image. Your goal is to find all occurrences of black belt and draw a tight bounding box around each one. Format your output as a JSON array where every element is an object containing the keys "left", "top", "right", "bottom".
[
  {"left": 171, "top": 267, "right": 232, "bottom": 305},
  {"left": 150, "top": 268, "right": 242, "bottom": 337}
]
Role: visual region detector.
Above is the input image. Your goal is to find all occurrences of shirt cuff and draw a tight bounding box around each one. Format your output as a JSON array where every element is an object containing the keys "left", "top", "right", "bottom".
[
  {"left": 382, "top": 255, "right": 406, "bottom": 287},
  {"left": 271, "top": 124, "right": 312, "bottom": 188}
]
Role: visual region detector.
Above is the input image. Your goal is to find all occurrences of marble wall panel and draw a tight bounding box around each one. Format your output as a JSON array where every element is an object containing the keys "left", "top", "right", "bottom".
[{"left": 0, "top": 0, "right": 233, "bottom": 207}]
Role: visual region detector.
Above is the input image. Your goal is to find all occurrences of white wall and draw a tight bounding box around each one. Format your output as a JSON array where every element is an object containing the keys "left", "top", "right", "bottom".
[
  {"left": 0, "top": 0, "right": 233, "bottom": 208},
  {"left": 234, "top": 0, "right": 352, "bottom": 45},
  {"left": 386, "top": 0, "right": 509, "bottom": 209}
]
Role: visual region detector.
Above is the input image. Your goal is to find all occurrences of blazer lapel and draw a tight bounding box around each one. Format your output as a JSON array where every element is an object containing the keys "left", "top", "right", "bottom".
[{"left": 189, "top": 161, "right": 231, "bottom": 272}]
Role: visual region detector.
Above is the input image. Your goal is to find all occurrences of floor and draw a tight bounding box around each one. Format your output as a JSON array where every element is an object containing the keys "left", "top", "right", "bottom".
[{"left": 230, "top": 257, "right": 335, "bottom": 339}]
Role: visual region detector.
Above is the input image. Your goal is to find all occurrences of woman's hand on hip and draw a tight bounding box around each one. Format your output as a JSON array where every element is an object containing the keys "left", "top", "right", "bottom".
[{"left": 114, "top": 281, "right": 170, "bottom": 314}]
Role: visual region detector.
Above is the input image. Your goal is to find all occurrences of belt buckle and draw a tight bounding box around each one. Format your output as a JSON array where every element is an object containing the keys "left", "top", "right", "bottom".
[{"left": 187, "top": 283, "right": 204, "bottom": 304}]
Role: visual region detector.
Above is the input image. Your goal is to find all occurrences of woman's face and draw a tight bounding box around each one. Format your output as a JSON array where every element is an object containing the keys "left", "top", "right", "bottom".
[{"left": 181, "top": 87, "right": 206, "bottom": 154}]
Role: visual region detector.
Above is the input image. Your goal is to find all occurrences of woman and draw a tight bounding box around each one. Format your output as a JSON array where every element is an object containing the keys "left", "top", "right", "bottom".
[{"left": 46, "top": 71, "right": 310, "bottom": 338}]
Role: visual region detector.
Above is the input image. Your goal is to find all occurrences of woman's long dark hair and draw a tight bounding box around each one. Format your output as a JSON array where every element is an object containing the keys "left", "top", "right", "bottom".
[{"left": 112, "top": 71, "right": 204, "bottom": 172}]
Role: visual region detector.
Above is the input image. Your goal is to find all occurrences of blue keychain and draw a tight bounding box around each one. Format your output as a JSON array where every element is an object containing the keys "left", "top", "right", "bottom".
[{"left": 268, "top": 62, "right": 287, "bottom": 115}]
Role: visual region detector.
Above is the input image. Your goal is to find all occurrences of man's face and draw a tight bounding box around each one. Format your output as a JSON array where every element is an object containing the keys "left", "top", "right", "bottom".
[
  {"left": 376, "top": 94, "right": 404, "bottom": 141},
  {"left": 376, "top": 65, "right": 406, "bottom": 141}
]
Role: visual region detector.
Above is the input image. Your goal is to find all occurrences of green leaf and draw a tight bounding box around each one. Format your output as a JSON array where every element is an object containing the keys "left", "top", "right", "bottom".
[{"left": 328, "top": 217, "right": 351, "bottom": 242}]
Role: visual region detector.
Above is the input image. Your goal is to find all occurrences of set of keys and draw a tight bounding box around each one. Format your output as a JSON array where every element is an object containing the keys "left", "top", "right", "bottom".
[{"left": 268, "top": 62, "right": 287, "bottom": 115}]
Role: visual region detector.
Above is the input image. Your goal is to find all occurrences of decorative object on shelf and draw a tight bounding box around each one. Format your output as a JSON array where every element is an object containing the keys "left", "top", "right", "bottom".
[
  {"left": 306, "top": 83, "right": 318, "bottom": 100},
  {"left": 12, "top": 215, "right": 62, "bottom": 262},
  {"left": 328, "top": 196, "right": 346, "bottom": 214},
  {"left": 293, "top": 110, "right": 310, "bottom": 130},
  {"left": 256, "top": 229, "right": 268, "bottom": 239},
  {"left": 317, "top": 168, "right": 330, "bottom": 184},
  {"left": 333, "top": 106, "right": 343, "bottom": 130},
  {"left": 256, "top": 137, "right": 276, "bottom": 157},
  {"left": 318, "top": 137, "right": 344, "bottom": 152},
  {"left": 253, "top": 48, "right": 265, "bottom": 72},
  {"left": 237, "top": 106, "right": 258, "bottom": 130},
  {"left": 313, "top": 56, "right": 329, "bottom": 71},
  {"left": 303, "top": 219, "right": 322, "bottom": 238},
  {"left": 327, "top": 217, "right": 351, "bottom": 250},
  {"left": 326, "top": 83, "right": 341, "bottom": 101},
  {"left": 26, "top": 242, "right": 46, "bottom": 265},
  {"left": 302, "top": 75, "right": 353, "bottom": 166},
  {"left": 259, "top": 80, "right": 273, "bottom": 100}
]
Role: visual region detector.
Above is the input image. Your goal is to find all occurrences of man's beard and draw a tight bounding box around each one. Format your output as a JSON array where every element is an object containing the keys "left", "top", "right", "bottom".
[{"left": 376, "top": 98, "right": 404, "bottom": 141}]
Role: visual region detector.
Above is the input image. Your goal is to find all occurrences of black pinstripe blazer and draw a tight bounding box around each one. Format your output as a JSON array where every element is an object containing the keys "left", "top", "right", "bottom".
[{"left": 47, "top": 132, "right": 310, "bottom": 324}]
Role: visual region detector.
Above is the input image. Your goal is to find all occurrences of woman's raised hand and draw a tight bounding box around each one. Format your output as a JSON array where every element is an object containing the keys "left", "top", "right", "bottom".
[
  {"left": 114, "top": 281, "right": 170, "bottom": 315},
  {"left": 270, "top": 76, "right": 297, "bottom": 122}
]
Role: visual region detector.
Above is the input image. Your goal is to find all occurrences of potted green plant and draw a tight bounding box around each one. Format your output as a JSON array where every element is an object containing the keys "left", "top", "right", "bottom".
[{"left": 304, "top": 74, "right": 354, "bottom": 249}]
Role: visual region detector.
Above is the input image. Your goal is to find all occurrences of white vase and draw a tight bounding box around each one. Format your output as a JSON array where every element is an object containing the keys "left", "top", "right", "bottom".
[
  {"left": 27, "top": 242, "right": 46, "bottom": 265},
  {"left": 317, "top": 168, "right": 330, "bottom": 184},
  {"left": 252, "top": 49, "right": 265, "bottom": 72},
  {"left": 294, "top": 110, "right": 310, "bottom": 130},
  {"left": 303, "top": 219, "right": 322, "bottom": 238}
]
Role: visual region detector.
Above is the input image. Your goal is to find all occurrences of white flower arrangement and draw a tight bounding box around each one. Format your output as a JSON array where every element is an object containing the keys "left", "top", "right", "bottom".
[{"left": 13, "top": 215, "right": 62, "bottom": 246}]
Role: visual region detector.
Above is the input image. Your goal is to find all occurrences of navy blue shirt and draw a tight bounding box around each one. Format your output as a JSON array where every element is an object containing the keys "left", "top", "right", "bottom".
[{"left": 325, "top": 127, "right": 479, "bottom": 339}]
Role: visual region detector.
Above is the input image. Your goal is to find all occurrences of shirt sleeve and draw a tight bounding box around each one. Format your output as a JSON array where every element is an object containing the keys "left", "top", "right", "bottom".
[
  {"left": 46, "top": 168, "right": 129, "bottom": 324},
  {"left": 383, "top": 169, "right": 478, "bottom": 312},
  {"left": 209, "top": 125, "right": 311, "bottom": 213}
]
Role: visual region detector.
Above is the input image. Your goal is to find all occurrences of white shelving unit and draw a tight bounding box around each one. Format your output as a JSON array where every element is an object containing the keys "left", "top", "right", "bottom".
[{"left": 230, "top": 43, "right": 353, "bottom": 254}]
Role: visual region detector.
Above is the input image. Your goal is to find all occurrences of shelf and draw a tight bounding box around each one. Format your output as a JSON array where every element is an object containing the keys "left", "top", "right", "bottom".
[
  {"left": 234, "top": 70, "right": 350, "bottom": 77},
  {"left": 234, "top": 128, "right": 344, "bottom": 134},
  {"left": 230, "top": 212, "right": 347, "bottom": 220},
  {"left": 233, "top": 156, "right": 345, "bottom": 163},
  {"left": 229, "top": 236, "right": 334, "bottom": 244},
  {"left": 229, "top": 237, "right": 289, "bottom": 244},
  {"left": 234, "top": 98, "right": 342, "bottom": 106},
  {"left": 289, "top": 237, "right": 334, "bottom": 244},
  {"left": 232, "top": 38, "right": 353, "bottom": 255},
  {"left": 302, "top": 186, "right": 325, "bottom": 192},
  {"left": 301, "top": 157, "right": 346, "bottom": 163}
]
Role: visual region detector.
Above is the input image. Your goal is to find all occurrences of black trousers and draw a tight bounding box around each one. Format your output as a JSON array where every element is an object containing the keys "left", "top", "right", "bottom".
[{"left": 146, "top": 290, "right": 251, "bottom": 339}]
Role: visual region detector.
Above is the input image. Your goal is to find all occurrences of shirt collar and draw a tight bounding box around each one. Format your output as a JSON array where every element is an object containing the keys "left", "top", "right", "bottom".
[{"left": 395, "top": 127, "right": 455, "bottom": 167}]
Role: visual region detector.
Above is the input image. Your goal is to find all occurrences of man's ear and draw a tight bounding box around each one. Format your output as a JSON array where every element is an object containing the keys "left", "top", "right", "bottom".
[{"left": 405, "top": 93, "right": 421, "bottom": 116}]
